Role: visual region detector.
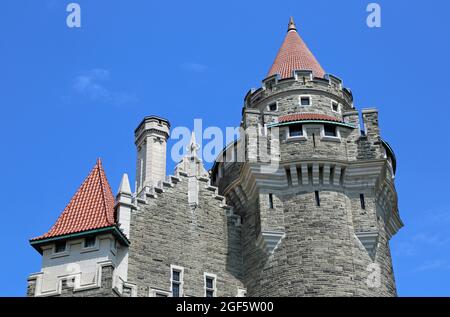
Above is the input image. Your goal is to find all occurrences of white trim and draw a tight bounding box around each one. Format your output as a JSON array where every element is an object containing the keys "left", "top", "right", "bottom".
[
  {"left": 170, "top": 265, "right": 184, "bottom": 297},
  {"left": 203, "top": 272, "right": 217, "bottom": 297},
  {"left": 149, "top": 287, "right": 171, "bottom": 297},
  {"left": 320, "top": 124, "right": 341, "bottom": 142},
  {"left": 286, "top": 124, "right": 307, "bottom": 141},
  {"left": 50, "top": 241, "right": 69, "bottom": 258},
  {"left": 237, "top": 288, "right": 247, "bottom": 297},
  {"left": 80, "top": 236, "right": 100, "bottom": 254},
  {"left": 299, "top": 95, "right": 312, "bottom": 107},
  {"left": 331, "top": 100, "right": 341, "bottom": 114},
  {"left": 30, "top": 261, "right": 113, "bottom": 297},
  {"left": 266, "top": 101, "right": 278, "bottom": 112}
]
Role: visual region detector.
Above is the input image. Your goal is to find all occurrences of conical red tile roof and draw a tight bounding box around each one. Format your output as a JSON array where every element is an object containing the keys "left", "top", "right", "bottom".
[
  {"left": 31, "top": 159, "right": 116, "bottom": 241},
  {"left": 268, "top": 17, "right": 325, "bottom": 79}
]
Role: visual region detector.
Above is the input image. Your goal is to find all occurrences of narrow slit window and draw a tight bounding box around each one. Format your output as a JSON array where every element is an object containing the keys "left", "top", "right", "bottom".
[
  {"left": 205, "top": 275, "right": 216, "bottom": 297},
  {"left": 269, "top": 193, "right": 274, "bottom": 209},
  {"left": 332, "top": 101, "right": 339, "bottom": 112},
  {"left": 289, "top": 124, "right": 303, "bottom": 137},
  {"left": 360, "top": 194, "right": 366, "bottom": 210},
  {"left": 286, "top": 168, "right": 292, "bottom": 186},
  {"left": 315, "top": 191, "right": 320, "bottom": 207}
]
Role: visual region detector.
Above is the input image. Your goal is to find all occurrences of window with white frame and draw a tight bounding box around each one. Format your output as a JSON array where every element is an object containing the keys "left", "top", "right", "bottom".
[
  {"left": 288, "top": 124, "right": 304, "bottom": 137},
  {"left": 324, "top": 124, "right": 338, "bottom": 137},
  {"left": 170, "top": 265, "right": 184, "bottom": 297},
  {"left": 204, "top": 273, "right": 216, "bottom": 297},
  {"left": 331, "top": 101, "right": 340, "bottom": 113},
  {"left": 299, "top": 95, "right": 311, "bottom": 106}
]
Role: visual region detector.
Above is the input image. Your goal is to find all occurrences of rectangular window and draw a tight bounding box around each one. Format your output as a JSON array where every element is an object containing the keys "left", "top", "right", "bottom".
[
  {"left": 324, "top": 124, "right": 337, "bottom": 137},
  {"left": 300, "top": 96, "right": 311, "bottom": 106},
  {"left": 269, "top": 193, "right": 274, "bottom": 209},
  {"left": 360, "top": 194, "right": 366, "bottom": 210},
  {"left": 331, "top": 101, "right": 340, "bottom": 112},
  {"left": 289, "top": 124, "right": 303, "bottom": 137},
  {"left": 171, "top": 266, "right": 183, "bottom": 297},
  {"left": 204, "top": 274, "right": 216, "bottom": 297},
  {"left": 268, "top": 102, "right": 277, "bottom": 112},
  {"left": 315, "top": 191, "right": 320, "bottom": 207},
  {"left": 84, "top": 236, "right": 96, "bottom": 248},
  {"left": 55, "top": 241, "right": 66, "bottom": 253}
]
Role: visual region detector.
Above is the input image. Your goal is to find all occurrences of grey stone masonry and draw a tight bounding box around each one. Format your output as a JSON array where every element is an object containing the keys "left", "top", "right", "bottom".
[
  {"left": 212, "top": 72, "right": 402, "bottom": 297},
  {"left": 127, "top": 173, "right": 244, "bottom": 297},
  {"left": 27, "top": 28, "right": 402, "bottom": 297}
]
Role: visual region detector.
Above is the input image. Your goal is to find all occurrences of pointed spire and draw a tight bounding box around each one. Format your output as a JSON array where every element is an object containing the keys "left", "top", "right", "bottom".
[
  {"left": 118, "top": 173, "right": 132, "bottom": 195},
  {"left": 287, "top": 16, "right": 297, "bottom": 32},
  {"left": 31, "top": 159, "right": 116, "bottom": 241},
  {"left": 175, "top": 131, "right": 208, "bottom": 178},
  {"left": 188, "top": 131, "right": 200, "bottom": 158},
  {"left": 267, "top": 17, "right": 325, "bottom": 79}
]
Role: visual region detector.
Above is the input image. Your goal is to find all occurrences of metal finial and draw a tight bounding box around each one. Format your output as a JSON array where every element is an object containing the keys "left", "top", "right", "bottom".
[{"left": 288, "top": 16, "right": 297, "bottom": 32}]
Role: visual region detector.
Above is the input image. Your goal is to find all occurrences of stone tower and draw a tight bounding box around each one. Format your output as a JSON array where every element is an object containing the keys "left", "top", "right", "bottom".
[
  {"left": 211, "top": 17, "right": 402, "bottom": 296},
  {"left": 135, "top": 116, "right": 171, "bottom": 193},
  {"left": 27, "top": 18, "right": 402, "bottom": 298}
]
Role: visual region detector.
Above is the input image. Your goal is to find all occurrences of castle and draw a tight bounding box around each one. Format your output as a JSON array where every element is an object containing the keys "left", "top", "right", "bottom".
[{"left": 27, "top": 18, "right": 402, "bottom": 297}]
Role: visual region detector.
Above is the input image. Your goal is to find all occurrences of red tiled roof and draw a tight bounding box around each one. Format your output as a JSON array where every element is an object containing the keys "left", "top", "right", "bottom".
[
  {"left": 279, "top": 113, "right": 343, "bottom": 124},
  {"left": 31, "top": 159, "right": 116, "bottom": 241},
  {"left": 268, "top": 18, "right": 325, "bottom": 79}
]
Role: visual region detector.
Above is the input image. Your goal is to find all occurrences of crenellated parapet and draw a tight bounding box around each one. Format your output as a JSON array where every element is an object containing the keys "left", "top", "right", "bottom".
[{"left": 245, "top": 72, "right": 354, "bottom": 115}]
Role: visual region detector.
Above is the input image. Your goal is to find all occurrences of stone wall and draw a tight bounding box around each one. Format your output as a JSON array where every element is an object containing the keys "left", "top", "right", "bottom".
[
  {"left": 212, "top": 75, "right": 401, "bottom": 297},
  {"left": 27, "top": 265, "right": 119, "bottom": 297},
  {"left": 241, "top": 189, "right": 396, "bottom": 296},
  {"left": 127, "top": 175, "right": 244, "bottom": 297}
]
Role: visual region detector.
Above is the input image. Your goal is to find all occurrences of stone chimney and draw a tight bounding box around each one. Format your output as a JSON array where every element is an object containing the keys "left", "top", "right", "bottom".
[{"left": 134, "top": 116, "right": 170, "bottom": 194}]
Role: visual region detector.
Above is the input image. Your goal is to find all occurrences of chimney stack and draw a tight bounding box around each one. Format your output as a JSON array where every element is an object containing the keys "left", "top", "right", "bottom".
[{"left": 134, "top": 116, "right": 170, "bottom": 194}]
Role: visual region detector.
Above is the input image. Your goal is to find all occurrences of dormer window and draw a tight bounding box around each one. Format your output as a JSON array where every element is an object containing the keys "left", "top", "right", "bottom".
[
  {"left": 55, "top": 241, "right": 66, "bottom": 253},
  {"left": 84, "top": 236, "right": 96, "bottom": 248},
  {"left": 268, "top": 102, "right": 277, "bottom": 112},
  {"left": 300, "top": 96, "right": 311, "bottom": 106},
  {"left": 324, "top": 124, "right": 337, "bottom": 137},
  {"left": 289, "top": 124, "right": 304, "bottom": 137}
]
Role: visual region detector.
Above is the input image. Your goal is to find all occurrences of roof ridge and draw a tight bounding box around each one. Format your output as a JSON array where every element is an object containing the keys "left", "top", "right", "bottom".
[{"left": 96, "top": 159, "right": 115, "bottom": 226}]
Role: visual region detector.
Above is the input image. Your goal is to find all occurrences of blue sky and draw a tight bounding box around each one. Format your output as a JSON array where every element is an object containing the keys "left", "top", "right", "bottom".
[{"left": 1, "top": 0, "right": 449, "bottom": 296}]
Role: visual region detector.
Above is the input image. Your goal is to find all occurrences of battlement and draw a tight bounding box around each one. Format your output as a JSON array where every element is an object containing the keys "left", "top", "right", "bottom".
[
  {"left": 26, "top": 234, "right": 132, "bottom": 297},
  {"left": 245, "top": 72, "right": 354, "bottom": 111}
]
